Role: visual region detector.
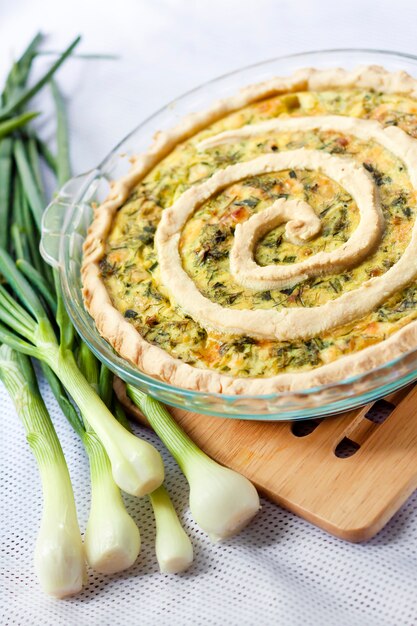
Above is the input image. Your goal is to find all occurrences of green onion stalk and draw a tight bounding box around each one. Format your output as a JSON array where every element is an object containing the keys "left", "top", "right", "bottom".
[
  {"left": 0, "top": 345, "right": 84, "bottom": 597},
  {"left": 127, "top": 387, "right": 260, "bottom": 541}
]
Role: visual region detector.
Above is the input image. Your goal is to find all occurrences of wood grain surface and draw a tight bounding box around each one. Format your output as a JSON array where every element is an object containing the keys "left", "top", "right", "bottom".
[{"left": 116, "top": 380, "right": 417, "bottom": 542}]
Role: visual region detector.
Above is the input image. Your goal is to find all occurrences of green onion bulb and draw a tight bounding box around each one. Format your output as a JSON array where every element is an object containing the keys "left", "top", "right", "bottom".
[
  {"left": 84, "top": 434, "right": 141, "bottom": 574},
  {"left": 150, "top": 486, "right": 193, "bottom": 573},
  {"left": 127, "top": 387, "right": 260, "bottom": 542}
]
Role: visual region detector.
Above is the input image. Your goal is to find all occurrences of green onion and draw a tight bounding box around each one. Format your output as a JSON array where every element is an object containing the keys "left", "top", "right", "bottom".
[
  {"left": 84, "top": 431, "right": 141, "bottom": 574},
  {"left": 127, "top": 386, "right": 260, "bottom": 541},
  {"left": 0, "top": 249, "right": 165, "bottom": 497},
  {"left": 0, "top": 344, "right": 84, "bottom": 597},
  {"left": 77, "top": 343, "right": 141, "bottom": 574},
  {"left": 149, "top": 486, "right": 193, "bottom": 573}
]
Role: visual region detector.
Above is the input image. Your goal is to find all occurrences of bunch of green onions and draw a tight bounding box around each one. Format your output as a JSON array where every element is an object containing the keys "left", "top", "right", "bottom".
[{"left": 0, "top": 33, "right": 259, "bottom": 597}]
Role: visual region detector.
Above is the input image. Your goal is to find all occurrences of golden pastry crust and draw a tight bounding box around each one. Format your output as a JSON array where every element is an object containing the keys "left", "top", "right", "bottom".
[{"left": 82, "top": 65, "right": 417, "bottom": 394}]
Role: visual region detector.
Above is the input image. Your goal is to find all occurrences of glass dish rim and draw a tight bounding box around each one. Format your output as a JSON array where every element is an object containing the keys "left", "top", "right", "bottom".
[
  {"left": 57, "top": 47, "right": 417, "bottom": 406},
  {"left": 101, "top": 47, "right": 417, "bottom": 167}
]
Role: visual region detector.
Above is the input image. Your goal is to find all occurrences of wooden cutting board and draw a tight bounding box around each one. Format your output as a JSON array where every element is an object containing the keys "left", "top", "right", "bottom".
[{"left": 116, "top": 381, "right": 417, "bottom": 542}]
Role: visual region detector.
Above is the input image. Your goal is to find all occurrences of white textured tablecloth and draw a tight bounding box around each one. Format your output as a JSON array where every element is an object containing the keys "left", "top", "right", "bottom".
[{"left": 1, "top": 1, "right": 417, "bottom": 624}]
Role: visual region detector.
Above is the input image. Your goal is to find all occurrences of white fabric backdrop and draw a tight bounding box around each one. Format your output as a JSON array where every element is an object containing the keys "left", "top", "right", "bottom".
[{"left": 1, "top": 1, "right": 417, "bottom": 624}]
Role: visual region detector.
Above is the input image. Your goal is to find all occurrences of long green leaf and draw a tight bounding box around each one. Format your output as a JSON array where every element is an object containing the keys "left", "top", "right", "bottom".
[
  {"left": 11, "top": 177, "right": 31, "bottom": 264},
  {"left": 0, "top": 247, "right": 47, "bottom": 322},
  {"left": 113, "top": 399, "right": 132, "bottom": 432},
  {"left": 20, "top": 191, "right": 48, "bottom": 279},
  {"left": 11, "top": 33, "right": 43, "bottom": 89},
  {"left": 1, "top": 33, "right": 43, "bottom": 105},
  {"left": 16, "top": 259, "right": 57, "bottom": 315},
  {"left": 51, "top": 80, "right": 71, "bottom": 187},
  {"left": 34, "top": 136, "right": 57, "bottom": 174},
  {"left": 12, "top": 175, "right": 23, "bottom": 225},
  {"left": 76, "top": 341, "right": 99, "bottom": 389},
  {"left": 11, "top": 223, "right": 30, "bottom": 262},
  {"left": 0, "top": 112, "right": 39, "bottom": 140},
  {"left": 0, "top": 285, "right": 36, "bottom": 341},
  {"left": 0, "top": 36, "right": 81, "bottom": 120},
  {"left": 27, "top": 135, "right": 44, "bottom": 196},
  {"left": 15, "top": 33, "right": 44, "bottom": 86},
  {"left": 38, "top": 50, "right": 118, "bottom": 60},
  {"left": 99, "top": 364, "right": 113, "bottom": 409},
  {"left": 0, "top": 282, "right": 38, "bottom": 331},
  {"left": 53, "top": 270, "right": 74, "bottom": 350},
  {"left": 11, "top": 139, "right": 52, "bottom": 285},
  {"left": 0, "top": 139, "right": 13, "bottom": 249},
  {"left": 0, "top": 320, "right": 39, "bottom": 358},
  {"left": 13, "top": 139, "right": 44, "bottom": 229},
  {"left": 2, "top": 63, "right": 20, "bottom": 108}
]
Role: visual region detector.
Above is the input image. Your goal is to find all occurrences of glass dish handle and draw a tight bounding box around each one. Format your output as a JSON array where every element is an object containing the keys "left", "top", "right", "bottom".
[{"left": 40, "top": 171, "right": 97, "bottom": 268}]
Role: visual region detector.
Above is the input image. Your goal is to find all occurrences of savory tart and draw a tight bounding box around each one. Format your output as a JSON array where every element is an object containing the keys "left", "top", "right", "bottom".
[{"left": 82, "top": 65, "right": 417, "bottom": 394}]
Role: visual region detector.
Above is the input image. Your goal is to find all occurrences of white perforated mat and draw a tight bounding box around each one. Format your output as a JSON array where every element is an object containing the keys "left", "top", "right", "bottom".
[
  {"left": 3, "top": 3, "right": 417, "bottom": 620},
  {"left": 1, "top": 376, "right": 417, "bottom": 626}
]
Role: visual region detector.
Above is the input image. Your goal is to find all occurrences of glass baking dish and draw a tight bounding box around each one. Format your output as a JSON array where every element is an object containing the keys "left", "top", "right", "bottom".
[{"left": 40, "top": 48, "right": 417, "bottom": 420}]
